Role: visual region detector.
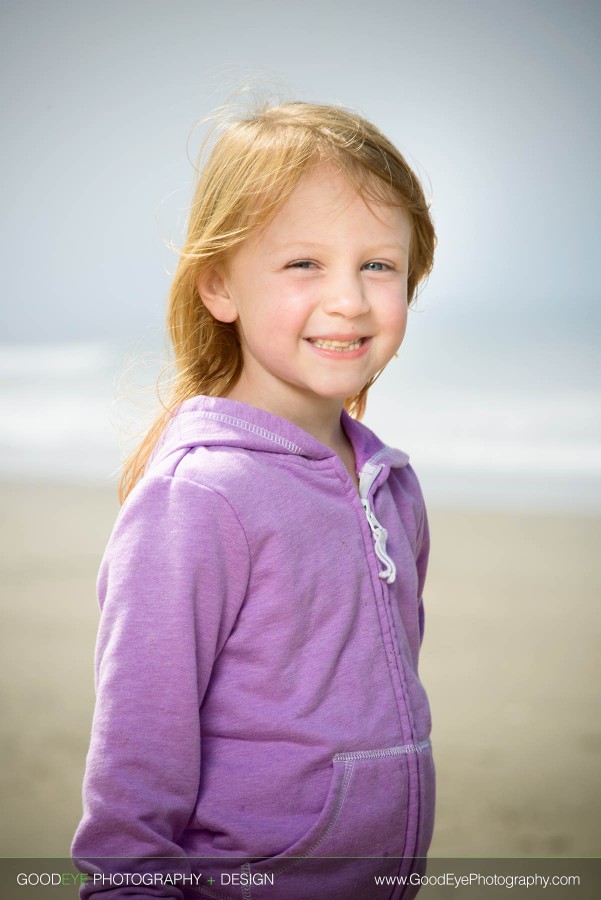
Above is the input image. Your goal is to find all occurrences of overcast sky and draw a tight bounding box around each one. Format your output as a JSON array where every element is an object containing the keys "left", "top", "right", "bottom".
[{"left": 1, "top": 0, "right": 600, "bottom": 396}]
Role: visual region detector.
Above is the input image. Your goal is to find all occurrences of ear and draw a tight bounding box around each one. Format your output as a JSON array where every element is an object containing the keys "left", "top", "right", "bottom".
[{"left": 196, "top": 267, "right": 239, "bottom": 324}]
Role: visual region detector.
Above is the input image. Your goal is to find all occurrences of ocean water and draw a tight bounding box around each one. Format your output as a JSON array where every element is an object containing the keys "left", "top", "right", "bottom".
[{"left": 1, "top": 341, "right": 599, "bottom": 513}]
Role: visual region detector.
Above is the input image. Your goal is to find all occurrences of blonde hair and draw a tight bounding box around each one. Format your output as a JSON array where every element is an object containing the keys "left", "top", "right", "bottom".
[{"left": 119, "top": 100, "right": 436, "bottom": 503}]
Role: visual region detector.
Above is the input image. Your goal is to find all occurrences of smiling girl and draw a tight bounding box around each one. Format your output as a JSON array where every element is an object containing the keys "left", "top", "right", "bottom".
[{"left": 72, "top": 100, "right": 437, "bottom": 900}]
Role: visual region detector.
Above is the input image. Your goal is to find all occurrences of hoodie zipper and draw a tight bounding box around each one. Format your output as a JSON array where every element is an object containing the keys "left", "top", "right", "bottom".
[
  {"left": 358, "top": 458, "right": 396, "bottom": 584},
  {"left": 357, "top": 452, "right": 422, "bottom": 873}
]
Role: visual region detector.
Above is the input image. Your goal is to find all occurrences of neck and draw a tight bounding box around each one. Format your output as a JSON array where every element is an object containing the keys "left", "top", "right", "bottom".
[
  {"left": 225, "top": 381, "right": 348, "bottom": 453},
  {"left": 285, "top": 403, "right": 347, "bottom": 452},
  {"left": 224, "top": 377, "right": 359, "bottom": 489}
]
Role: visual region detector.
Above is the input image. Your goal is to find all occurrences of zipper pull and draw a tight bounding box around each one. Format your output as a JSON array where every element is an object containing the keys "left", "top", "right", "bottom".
[{"left": 360, "top": 497, "right": 396, "bottom": 584}]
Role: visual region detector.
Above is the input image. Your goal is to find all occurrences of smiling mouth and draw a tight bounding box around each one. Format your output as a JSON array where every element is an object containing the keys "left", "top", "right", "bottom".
[{"left": 306, "top": 337, "right": 365, "bottom": 352}]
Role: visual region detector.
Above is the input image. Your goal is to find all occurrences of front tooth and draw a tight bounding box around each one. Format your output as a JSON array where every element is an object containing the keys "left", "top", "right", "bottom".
[{"left": 312, "top": 338, "right": 361, "bottom": 350}]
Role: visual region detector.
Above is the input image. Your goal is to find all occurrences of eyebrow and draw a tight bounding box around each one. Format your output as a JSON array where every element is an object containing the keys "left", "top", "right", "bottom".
[{"left": 269, "top": 241, "right": 409, "bottom": 254}]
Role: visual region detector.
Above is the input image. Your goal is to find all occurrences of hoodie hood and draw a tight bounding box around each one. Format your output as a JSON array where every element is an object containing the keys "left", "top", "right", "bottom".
[{"left": 147, "top": 394, "right": 410, "bottom": 476}]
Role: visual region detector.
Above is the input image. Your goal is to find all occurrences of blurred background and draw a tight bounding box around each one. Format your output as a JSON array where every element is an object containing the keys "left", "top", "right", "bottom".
[{"left": 1, "top": 0, "right": 599, "bottom": 866}]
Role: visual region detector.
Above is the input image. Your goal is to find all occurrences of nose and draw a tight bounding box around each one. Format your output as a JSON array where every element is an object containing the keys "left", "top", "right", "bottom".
[{"left": 320, "top": 267, "right": 370, "bottom": 318}]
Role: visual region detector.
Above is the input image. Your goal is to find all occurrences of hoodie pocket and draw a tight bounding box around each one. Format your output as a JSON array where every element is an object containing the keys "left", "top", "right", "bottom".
[{"left": 242, "top": 738, "right": 434, "bottom": 898}]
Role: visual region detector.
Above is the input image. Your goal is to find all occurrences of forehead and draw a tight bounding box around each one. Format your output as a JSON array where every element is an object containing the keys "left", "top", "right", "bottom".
[{"left": 251, "top": 161, "right": 411, "bottom": 251}]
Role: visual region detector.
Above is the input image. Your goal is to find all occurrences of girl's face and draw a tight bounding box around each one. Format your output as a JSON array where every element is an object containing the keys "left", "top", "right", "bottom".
[{"left": 200, "top": 161, "right": 411, "bottom": 424}]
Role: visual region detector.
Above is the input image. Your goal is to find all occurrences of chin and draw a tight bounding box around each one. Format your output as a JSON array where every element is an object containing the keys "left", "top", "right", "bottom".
[{"left": 325, "top": 382, "right": 369, "bottom": 399}]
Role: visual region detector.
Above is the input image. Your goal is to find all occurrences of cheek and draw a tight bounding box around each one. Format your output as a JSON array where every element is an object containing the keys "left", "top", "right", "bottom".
[
  {"left": 262, "top": 284, "right": 313, "bottom": 332},
  {"left": 381, "top": 289, "right": 409, "bottom": 340},
  {"left": 241, "top": 297, "right": 298, "bottom": 356},
  {"left": 398, "top": 303, "right": 409, "bottom": 336}
]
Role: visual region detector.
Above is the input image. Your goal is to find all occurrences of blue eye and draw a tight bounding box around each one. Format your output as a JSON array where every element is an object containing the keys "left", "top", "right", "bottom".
[
  {"left": 288, "top": 260, "right": 315, "bottom": 269},
  {"left": 363, "top": 261, "right": 390, "bottom": 271}
]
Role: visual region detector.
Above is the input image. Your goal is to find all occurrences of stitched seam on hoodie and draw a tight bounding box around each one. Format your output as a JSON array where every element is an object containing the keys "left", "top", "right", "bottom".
[
  {"left": 178, "top": 411, "right": 304, "bottom": 453},
  {"left": 240, "top": 862, "right": 252, "bottom": 900},
  {"left": 368, "top": 489, "right": 418, "bottom": 743},
  {"left": 350, "top": 494, "right": 407, "bottom": 741},
  {"left": 372, "top": 445, "right": 409, "bottom": 468},
  {"left": 379, "top": 578, "right": 421, "bottom": 862},
  {"left": 370, "top": 447, "right": 391, "bottom": 465},
  {"left": 165, "top": 474, "right": 252, "bottom": 612},
  {"left": 333, "top": 738, "right": 431, "bottom": 762},
  {"left": 196, "top": 883, "right": 235, "bottom": 900},
  {"left": 356, "top": 487, "right": 421, "bottom": 860},
  {"left": 274, "top": 758, "right": 356, "bottom": 874}
]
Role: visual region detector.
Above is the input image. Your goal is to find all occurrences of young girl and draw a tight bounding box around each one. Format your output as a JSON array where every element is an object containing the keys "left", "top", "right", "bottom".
[{"left": 72, "top": 100, "right": 436, "bottom": 900}]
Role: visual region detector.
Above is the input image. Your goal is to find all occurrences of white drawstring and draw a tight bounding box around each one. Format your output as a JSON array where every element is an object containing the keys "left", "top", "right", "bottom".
[{"left": 360, "top": 496, "right": 396, "bottom": 584}]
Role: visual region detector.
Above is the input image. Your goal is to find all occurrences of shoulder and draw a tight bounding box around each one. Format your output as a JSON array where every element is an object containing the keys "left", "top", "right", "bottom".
[
  {"left": 99, "top": 471, "right": 251, "bottom": 613},
  {"left": 112, "top": 467, "right": 249, "bottom": 558},
  {"left": 387, "top": 460, "right": 429, "bottom": 550},
  {"left": 397, "top": 462, "right": 427, "bottom": 512}
]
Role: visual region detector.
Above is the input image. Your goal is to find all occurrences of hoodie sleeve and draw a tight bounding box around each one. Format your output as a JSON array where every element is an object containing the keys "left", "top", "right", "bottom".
[{"left": 71, "top": 473, "right": 250, "bottom": 898}]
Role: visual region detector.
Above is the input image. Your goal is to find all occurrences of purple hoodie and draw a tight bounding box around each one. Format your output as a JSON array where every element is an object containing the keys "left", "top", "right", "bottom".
[{"left": 72, "top": 395, "right": 434, "bottom": 900}]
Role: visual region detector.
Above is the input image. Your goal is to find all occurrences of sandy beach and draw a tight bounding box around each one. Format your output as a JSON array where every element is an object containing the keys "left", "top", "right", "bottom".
[{"left": 1, "top": 480, "right": 599, "bottom": 859}]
